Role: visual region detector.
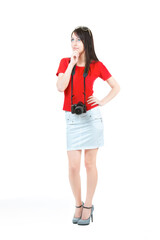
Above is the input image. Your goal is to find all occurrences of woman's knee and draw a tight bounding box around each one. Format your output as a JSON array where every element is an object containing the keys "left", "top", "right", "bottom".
[
  {"left": 84, "top": 148, "right": 98, "bottom": 169},
  {"left": 67, "top": 150, "right": 82, "bottom": 173}
]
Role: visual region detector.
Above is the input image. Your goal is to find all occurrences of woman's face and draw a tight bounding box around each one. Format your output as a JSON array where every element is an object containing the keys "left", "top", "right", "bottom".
[{"left": 71, "top": 32, "right": 85, "bottom": 55}]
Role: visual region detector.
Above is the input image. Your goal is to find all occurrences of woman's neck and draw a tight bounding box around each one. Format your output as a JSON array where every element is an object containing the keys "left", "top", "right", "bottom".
[{"left": 77, "top": 51, "right": 86, "bottom": 66}]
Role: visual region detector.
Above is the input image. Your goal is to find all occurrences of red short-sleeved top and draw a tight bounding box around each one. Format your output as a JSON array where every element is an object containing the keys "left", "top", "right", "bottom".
[{"left": 56, "top": 57, "right": 112, "bottom": 111}]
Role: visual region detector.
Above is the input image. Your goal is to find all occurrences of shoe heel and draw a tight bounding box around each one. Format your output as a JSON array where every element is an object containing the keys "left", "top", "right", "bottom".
[{"left": 77, "top": 204, "right": 94, "bottom": 225}]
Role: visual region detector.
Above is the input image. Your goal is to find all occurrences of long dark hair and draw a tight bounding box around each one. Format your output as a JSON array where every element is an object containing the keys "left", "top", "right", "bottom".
[{"left": 71, "top": 26, "right": 99, "bottom": 74}]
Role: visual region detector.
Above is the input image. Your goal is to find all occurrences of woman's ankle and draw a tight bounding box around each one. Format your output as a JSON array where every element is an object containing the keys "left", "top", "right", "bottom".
[
  {"left": 75, "top": 200, "right": 82, "bottom": 206},
  {"left": 84, "top": 201, "right": 92, "bottom": 207}
]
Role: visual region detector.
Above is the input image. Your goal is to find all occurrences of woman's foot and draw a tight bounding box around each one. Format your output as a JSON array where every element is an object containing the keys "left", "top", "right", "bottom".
[
  {"left": 81, "top": 205, "right": 92, "bottom": 220},
  {"left": 74, "top": 203, "right": 83, "bottom": 218}
]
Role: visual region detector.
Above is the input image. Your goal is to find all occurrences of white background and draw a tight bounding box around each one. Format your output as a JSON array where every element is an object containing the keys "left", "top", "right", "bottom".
[{"left": 0, "top": 0, "right": 160, "bottom": 239}]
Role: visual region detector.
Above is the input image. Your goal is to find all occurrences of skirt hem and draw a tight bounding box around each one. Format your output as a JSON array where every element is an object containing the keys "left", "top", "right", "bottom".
[{"left": 66, "top": 144, "right": 104, "bottom": 151}]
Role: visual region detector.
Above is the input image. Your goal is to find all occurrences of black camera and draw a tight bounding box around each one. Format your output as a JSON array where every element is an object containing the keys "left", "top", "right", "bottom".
[{"left": 71, "top": 101, "right": 87, "bottom": 114}]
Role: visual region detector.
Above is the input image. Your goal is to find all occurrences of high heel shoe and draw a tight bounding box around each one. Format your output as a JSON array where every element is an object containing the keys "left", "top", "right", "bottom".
[
  {"left": 77, "top": 204, "right": 94, "bottom": 225},
  {"left": 72, "top": 201, "right": 84, "bottom": 224}
]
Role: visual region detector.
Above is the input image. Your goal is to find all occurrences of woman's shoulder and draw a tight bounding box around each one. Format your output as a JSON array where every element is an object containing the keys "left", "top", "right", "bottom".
[
  {"left": 92, "top": 60, "right": 107, "bottom": 69},
  {"left": 60, "top": 57, "right": 71, "bottom": 63},
  {"left": 90, "top": 60, "right": 102, "bottom": 70},
  {"left": 90, "top": 60, "right": 102, "bottom": 66},
  {"left": 59, "top": 58, "right": 103, "bottom": 68},
  {"left": 91, "top": 59, "right": 99, "bottom": 63}
]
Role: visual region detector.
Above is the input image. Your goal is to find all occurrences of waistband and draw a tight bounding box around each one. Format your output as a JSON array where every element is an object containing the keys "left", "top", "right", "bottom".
[{"left": 65, "top": 106, "right": 102, "bottom": 119}]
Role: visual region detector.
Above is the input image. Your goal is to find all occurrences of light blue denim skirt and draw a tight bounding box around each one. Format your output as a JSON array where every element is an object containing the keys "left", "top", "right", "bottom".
[{"left": 65, "top": 106, "right": 104, "bottom": 151}]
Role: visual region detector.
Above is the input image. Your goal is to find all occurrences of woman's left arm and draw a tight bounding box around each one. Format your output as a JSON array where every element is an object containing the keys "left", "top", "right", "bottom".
[{"left": 87, "top": 76, "right": 120, "bottom": 107}]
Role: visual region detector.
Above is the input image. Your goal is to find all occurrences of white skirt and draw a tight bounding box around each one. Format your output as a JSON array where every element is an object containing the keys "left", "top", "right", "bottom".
[{"left": 65, "top": 106, "right": 104, "bottom": 151}]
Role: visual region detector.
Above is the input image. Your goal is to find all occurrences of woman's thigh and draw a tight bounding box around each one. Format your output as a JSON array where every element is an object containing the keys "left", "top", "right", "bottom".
[
  {"left": 84, "top": 148, "right": 99, "bottom": 168},
  {"left": 67, "top": 150, "right": 82, "bottom": 170}
]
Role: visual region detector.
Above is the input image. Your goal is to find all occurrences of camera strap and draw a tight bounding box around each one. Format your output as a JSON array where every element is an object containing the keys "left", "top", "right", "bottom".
[{"left": 71, "top": 64, "right": 89, "bottom": 107}]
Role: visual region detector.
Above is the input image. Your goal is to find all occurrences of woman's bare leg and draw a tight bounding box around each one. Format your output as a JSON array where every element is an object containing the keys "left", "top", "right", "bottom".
[
  {"left": 81, "top": 148, "right": 98, "bottom": 220},
  {"left": 67, "top": 149, "right": 82, "bottom": 218}
]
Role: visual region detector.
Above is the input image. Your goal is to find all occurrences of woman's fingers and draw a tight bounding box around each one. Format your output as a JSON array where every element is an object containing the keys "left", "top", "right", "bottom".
[{"left": 87, "top": 95, "right": 101, "bottom": 106}]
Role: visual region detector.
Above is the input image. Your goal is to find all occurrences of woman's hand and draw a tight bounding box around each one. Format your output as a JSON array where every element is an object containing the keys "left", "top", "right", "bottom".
[
  {"left": 70, "top": 50, "right": 79, "bottom": 66},
  {"left": 87, "top": 95, "right": 104, "bottom": 106}
]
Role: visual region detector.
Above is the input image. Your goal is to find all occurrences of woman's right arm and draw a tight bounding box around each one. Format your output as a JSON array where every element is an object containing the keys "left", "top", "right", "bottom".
[
  {"left": 56, "top": 62, "right": 74, "bottom": 92},
  {"left": 56, "top": 50, "right": 79, "bottom": 92}
]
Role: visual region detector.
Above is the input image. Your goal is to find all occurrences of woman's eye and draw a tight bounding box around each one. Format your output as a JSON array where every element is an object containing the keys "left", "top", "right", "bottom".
[{"left": 71, "top": 38, "right": 81, "bottom": 41}]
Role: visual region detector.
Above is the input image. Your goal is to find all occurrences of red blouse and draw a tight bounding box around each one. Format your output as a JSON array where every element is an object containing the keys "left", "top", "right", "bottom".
[{"left": 56, "top": 57, "right": 112, "bottom": 111}]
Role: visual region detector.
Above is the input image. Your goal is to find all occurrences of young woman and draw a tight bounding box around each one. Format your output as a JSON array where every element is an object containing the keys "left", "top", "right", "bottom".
[{"left": 56, "top": 26, "right": 120, "bottom": 225}]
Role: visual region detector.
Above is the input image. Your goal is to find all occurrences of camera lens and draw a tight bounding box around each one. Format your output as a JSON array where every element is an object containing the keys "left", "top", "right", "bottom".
[{"left": 75, "top": 106, "right": 83, "bottom": 114}]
